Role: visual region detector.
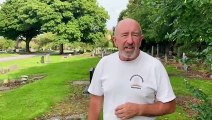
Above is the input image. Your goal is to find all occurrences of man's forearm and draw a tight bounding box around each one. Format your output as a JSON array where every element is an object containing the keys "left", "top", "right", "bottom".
[
  {"left": 136, "top": 100, "right": 176, "bottom": 116},
  {"left": 88, "top": 105, "right": 100, "bottom": 120},
  {"left": 88, "top": 95, "right": 103, "bottom": 120}
]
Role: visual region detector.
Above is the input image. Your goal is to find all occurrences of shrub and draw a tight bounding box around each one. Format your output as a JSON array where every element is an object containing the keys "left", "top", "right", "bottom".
[
  {"left": 0, "top": 38, "right": 15, "bottom": 51},
  {"left": 185, "top": 80, "right": 212, "bottom": 120}
]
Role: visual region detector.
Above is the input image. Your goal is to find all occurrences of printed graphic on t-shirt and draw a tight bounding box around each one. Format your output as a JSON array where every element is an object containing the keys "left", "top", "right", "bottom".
[{"left": 130, "top": 74, "right": 144, "bottom": 89}]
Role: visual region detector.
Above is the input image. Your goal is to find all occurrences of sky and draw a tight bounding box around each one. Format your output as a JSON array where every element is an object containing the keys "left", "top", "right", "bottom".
[
  {"left": 0, "top": 0, "right": 129, "bottom": 30},
  {"left": 0, "top": 0, "right": 4, "bottom": 4},
  {"left": 97, "top": 0, "right": 129, "bottom": 29}
]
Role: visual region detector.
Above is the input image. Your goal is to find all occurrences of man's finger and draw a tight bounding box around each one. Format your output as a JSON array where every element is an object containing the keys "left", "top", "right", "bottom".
[{"left": 115, "top": 104, "right": 125, "bottom": 111}]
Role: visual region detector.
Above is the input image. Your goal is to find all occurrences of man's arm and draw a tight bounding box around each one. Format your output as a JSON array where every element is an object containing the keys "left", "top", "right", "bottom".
[
  {"left": 115, "top": 99, "right": 176, "bottom": 119},
  {"left": 88, "top": 94, "right": 103, "bottom": 120}
]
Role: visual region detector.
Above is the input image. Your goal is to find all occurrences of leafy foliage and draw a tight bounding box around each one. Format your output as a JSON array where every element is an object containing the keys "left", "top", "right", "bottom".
[
  {"left": 0, "top": 37, "right": 15, "bottom": 51},
  {"left": 123, "top": 0, "right": 212, "bottom": 68},
  {"left": 185, "top": 80, "right": 212, "bottom": 120},
  {"left": 0, "top": 0, "right": 109, "bottom": 53}
]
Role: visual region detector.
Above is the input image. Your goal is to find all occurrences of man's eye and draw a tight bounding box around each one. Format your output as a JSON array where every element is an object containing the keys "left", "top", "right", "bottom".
[
  {"left": 122, "top": 34, "right": 128, "bottom": 37},
  {"left": 133, "top": 34, "right": 139, "bottom": 37}
]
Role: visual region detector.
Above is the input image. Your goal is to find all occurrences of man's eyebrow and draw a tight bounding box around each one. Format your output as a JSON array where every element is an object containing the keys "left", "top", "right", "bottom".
[
  {"left": 132, "top": 32, "right": 141, "bottom": 34},
  {"left": 120, "top": 32, "right": 129, "bottom": 34}
]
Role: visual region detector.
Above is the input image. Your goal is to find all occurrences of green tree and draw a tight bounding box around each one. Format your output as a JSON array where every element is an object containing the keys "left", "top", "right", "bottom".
[
  {"left": 0, "top": 0, "right": 109, "bottom": 54},
  {"left": 39, "top": 0, "right": 109, "bottom": 54},
  {"left": 34, "top": 32, "right": 56, "bottom": 51},
  {"left": 0, "top": 0, "right": 52, "bottom": 52},
  {"left": 124, "top": 0, "right": 212, "bottom": 65}
]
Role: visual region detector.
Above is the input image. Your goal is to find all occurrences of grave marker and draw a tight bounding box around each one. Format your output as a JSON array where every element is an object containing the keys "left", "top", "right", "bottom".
[
  {"left": 40, "top": 56, "right": 45, "bottom": 64},
  {"left": 182, "top": 53, "right": 188, "bottom": 72}
]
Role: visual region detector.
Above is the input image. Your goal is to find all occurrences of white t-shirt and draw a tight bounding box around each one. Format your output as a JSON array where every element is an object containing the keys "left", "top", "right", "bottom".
[{"left": 88, "top": 51, "right": 176, "bottom": 120}]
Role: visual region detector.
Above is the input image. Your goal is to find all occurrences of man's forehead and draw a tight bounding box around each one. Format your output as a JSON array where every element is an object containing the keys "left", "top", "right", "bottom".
[
  {"left": 116, "top": 25, "right": 141, "bottom": 34},
  {"left": 115, "top": 19, "right": 141, "bottom": 35},
  {"left": 119, "top": 30, "right": 141, "bottom": 34}
]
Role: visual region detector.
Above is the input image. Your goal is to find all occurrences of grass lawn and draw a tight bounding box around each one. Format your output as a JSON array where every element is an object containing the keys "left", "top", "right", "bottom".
[
  {"left": 0, "top": 55, "right": 98, "bottom": 120},
  {"left": 0, "top": 55, "right": 211, "bottom": 120}
]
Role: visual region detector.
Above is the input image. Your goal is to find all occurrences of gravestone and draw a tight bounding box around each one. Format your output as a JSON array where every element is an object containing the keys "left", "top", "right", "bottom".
[
  {"left": 168, "top": 51, "right": 172, "bottom": 56},
  {"left": 45, "top": 54, "right": 50, "bottom": 63},
  {"left": 21, "top": 75, "right": 28, "bottom": 84},
  {"left": 89, "top": 68, "right": 95, "bottom": 83},
  {"left": 3, "top": 79, "right": 9, "bottom": 84},
  {"left": 210, "top": 74, "right": 212, "bottom": 79},
  {"left": 101, "top": 52, "right": 104, "bottom": 58},
  {"left": 91, "top": 50, "right": 95, "bottom": 56},
  {"left": 68, "top": 54, "right": 72, "bottom": 57},
  {"left": 40, "top": 56, "right": 45, "bottom": 64},
  {"left": 211, "top": 64, "right": 212, "bottom": 72},
  {"left": 182, "top": 53, "right": 188, "bottom": 72}
]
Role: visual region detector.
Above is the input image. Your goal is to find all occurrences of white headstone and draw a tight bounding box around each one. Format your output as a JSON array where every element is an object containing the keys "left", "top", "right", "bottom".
[
  {"left": 46, "top": 54, "right": 50, "bottom": 63},
  {"left": 182, "top": 53, "right": 188, "bottom": 71}
]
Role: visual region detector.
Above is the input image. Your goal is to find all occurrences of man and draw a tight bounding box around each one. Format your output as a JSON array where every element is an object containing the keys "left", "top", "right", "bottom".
[{"left": 88, "top": 18, "right": 176, "bottom": 120}]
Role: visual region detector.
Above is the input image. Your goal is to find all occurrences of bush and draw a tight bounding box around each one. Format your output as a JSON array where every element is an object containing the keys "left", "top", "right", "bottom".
[
  {"left": 0, "top": 38, "right": 15, "bottom": 51},
  {"left": 185, "top": 80, "right": 212, "bottom": 120}
]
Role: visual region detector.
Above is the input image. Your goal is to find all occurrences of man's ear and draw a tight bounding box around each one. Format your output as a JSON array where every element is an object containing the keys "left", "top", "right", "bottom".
[
  {"left": 112, "top": 36, "right": 117, "bottom": 47},
  {"left": 139, "top": 35, "right": 144, "bottom": 47},
  {"left": 140, "top": 35, "right": 144, "bottom": 41}
]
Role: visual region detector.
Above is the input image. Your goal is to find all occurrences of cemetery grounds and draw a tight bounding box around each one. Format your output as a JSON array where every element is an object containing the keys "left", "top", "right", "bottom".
[{"left": 0, "top": 53, "right": 211, "bottom": 120}]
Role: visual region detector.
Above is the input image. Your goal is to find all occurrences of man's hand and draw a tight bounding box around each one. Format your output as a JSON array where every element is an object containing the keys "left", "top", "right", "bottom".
[
  {"left": 115, "top": 100, "right": 176, "bottom": 119},
  {"left": 115, "top": 102, "right": 139, "bottom": 120}
]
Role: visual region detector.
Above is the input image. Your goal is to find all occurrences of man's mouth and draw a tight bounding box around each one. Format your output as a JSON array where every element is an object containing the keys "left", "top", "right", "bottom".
[{"left": 124, "top": 46, "right": 134, "bottom": 51}]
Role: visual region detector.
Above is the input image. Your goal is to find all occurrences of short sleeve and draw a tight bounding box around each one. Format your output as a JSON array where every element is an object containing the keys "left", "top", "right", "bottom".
[
  {"left": 155, "top": 60, "right": 176, "bottom": 103},
  {"left": 88, "top": 58, "right": 105, "bottom": 96}
]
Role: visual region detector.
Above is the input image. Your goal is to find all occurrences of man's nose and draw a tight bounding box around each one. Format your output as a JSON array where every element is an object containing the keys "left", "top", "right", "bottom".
[{"left": 126, "top": 35, "right": 133, "bottom": 44}]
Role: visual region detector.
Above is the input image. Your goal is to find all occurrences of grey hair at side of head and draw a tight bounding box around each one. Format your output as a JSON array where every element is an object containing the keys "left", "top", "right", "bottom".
[{"left": 114, "top": 18, "right": 143, "bottom": 36}]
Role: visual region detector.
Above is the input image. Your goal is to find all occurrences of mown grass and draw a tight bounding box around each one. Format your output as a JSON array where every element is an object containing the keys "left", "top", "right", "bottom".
[
  {"left": 0, "top": 55, "right": 80, "bottom": 80},
  {"left": 0, "top": 55, "right": 211, "bottom": 120},
  {"left": 0, "top": 56, "right": 99, "bottom": 120}
]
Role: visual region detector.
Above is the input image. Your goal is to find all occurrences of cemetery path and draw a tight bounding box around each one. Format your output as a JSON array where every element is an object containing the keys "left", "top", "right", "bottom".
[{"left": 0, "top": 54, "right": 44, "bottom": 62}]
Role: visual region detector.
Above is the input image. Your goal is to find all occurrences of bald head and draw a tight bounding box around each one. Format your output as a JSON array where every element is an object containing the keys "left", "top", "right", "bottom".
[
  {"left": 114, "top": 18, "right": 142, "bottom": 36},
  {"left": 112, "top": 18, "right": 144, "bottom": 61}
]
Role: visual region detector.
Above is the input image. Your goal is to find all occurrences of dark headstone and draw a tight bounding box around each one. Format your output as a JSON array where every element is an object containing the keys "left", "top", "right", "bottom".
[
  {"left": 89, "top": 68, "right": 95, "bottom": 83},
  {"left": 40, "top": 56, "right": 45, "bottom": 64}
]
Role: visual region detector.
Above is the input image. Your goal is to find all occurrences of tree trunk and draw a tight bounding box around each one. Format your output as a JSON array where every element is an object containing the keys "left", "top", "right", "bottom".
[
  {"left": 25, "top": 39, "right": 31, "bottom": 53},
  {"left": 59, "top": 44, "right": 64, "bottom": 54}
]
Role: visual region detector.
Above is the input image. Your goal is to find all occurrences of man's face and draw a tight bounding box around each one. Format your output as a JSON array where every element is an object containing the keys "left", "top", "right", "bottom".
[{"left": 113, "top": 20, "right": 144, "bottom": 61}]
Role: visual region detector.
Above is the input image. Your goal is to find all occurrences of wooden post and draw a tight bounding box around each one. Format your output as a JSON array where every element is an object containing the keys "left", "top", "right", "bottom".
[
  {"left": 157, "top": 44, "right": 159, "bottom": 57},
  {"left": 151, "top": 46, "right": 154, "bottom": 56},
  {"left": 165, "top": 53, "right": 168, "bottom": 63}
]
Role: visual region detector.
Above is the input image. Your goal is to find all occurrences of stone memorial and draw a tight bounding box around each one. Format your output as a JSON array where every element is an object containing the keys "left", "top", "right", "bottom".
[
  {"left": 46, "top": 54, "right": 50, "bottom": 63},
  {"left": 40, "top": 56, "right": 45, "bottom": 64},
  {"left": 182, "top": 53, "right": 188, "bottom": 72}
]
